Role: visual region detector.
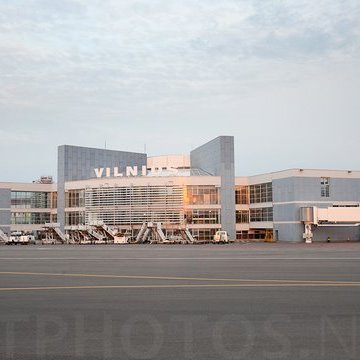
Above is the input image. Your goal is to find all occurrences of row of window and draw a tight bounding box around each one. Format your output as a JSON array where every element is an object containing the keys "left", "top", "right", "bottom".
[
  {"left": 65, "top": 207, "right": 273, "bottom": 226},
  {"left": 12, "top": 179, "right": 331, "bottom": 217},
  {"left": 237, "top": 177, "right": 331, "bottom": 203},
  {"left": 65, "top": 211, "right": 85, "bottom": 226},
  {"left": 185, "top": 186, "right": 220, "bottom": 205},
  {"left": 250, "top": 183, "right": 273, "bottom": 204},
  {"left": 85, "top": 186, "right": 183, "bottom": 207},
  {"left": 11, "top": 212, "right": 52, "bottom": 225},
  {"left": 185, "top": 209, "right": 220, "bottom": 224},
  {"left": 250, "top": 207, "right": 273, "bottom": 222},
  {"left": 11, "top": 192, "right": 57, "bottom": 209},
  {"left": 236, "top": 230, "right": 271, "bottom": 240},
  {"left": 83, "top": 185, "right": 220, "bottom": 207},
  {"left": 236, "top": 208, "right": 273, "bottom": 223},
  {"left": 236, "top": 183, "right": 273, "bottom": 204},
  {"left": 190, "top": 229, "right": 217, "bottom": 241}
]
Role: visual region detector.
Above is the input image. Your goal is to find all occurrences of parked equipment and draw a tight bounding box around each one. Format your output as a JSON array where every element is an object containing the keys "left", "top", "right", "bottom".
[
  {"left": 43, "top": 223, "right": 68, "bottom": 244},
  {"left": 0, "top": 228, "right": 9, "bottom": 244},
  {"left": 6, "top": 231, "right": 34, "bottom": 245},
  {"left": 213, "top": 231, "right": 229, "bottom": 244}
]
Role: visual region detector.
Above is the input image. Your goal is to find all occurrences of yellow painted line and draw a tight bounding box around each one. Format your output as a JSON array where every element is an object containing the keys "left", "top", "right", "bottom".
[
  {"left": 1, "top": 283, "right": 360, "bottom": 292},
  {"left": 0, "top": 271, "right": 360, "bottom": 285}
]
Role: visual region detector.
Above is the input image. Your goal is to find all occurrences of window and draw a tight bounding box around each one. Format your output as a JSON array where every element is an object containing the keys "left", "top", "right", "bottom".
[
  {"left": 236, "top": 230, "right": 269, "bottom": 240},
  {"left": 236, "top": 210, "right": 249, "bottom": 223},
  {"left": 11, "top": 212, "right": 51, "bottom": 224},
  {"left": 235, "top": 186, "right": 249, "bottom": 204},
  {"left": 321, "top": 177, "right": 330, "bottom": 197},
  {"left": 333, "top": 204, "right": 359, "bottom": 207},
  {"left": 65, "top": 211, "right": 85, "bottom": 226},
  {"left": 11, "top": 191, "right": 53, "bottom": 208},
  {"left": 250, "top": 207, "right": 273, "bottom": 222},
  {"left": 236, "top": 231, "right": 248, "bottom": 240},
  {"left": 250, "top": 183, "right": 272, "bottom": 203},
  {"left": 190, "top": 229, "right": 216, "bottom": 241},
  {"left": 65, "top": 190, "right": 85, "bottom": 208},
  {"left": 185, "top": 186, "right": 219, "bottom": 205},
  {"left": 185, "top": 210, "right": 220, "bottom": 224}
]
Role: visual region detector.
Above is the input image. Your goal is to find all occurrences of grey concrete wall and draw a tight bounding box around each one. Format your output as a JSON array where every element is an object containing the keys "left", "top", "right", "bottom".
[
  {"left": 57, "top": 146, "right": 66, "bottom": 231},
  {"left": 312, "top": 226, "right": 359, "bottom": 242},
  {"left": 273, "top": 223, "right": 303, "bottom": 242},
  {"left": 57, "top": 145, "right": 147, "bottom": 229},
  {"left": 274, "top": 177, "right": 360, "bottom": 203},
  {"left": 0, "top": 188, "right": 11, "bottom": 235},
  {"left": 273, "top": 177, "right": 360, "bottom": 242},
  {"left": 190, "top": 136, "right": 235, "bottom": 239},
  {"left": 274, "top": 222, "right": 360, "bottom": 242}
]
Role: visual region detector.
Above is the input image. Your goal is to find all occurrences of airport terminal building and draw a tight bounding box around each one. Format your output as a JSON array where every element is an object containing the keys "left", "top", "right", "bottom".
[{"left": 1, "top": 136, "right": 360, "bottom": 243}]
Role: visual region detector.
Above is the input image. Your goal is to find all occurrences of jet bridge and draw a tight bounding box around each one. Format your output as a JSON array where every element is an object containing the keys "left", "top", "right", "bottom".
[{"left": 300, "top": 206, "right": 360, "bottom": 243}]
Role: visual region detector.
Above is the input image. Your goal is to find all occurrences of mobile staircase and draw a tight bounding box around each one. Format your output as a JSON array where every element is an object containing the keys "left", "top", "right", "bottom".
[
  {"left": 43, "top": 223, "right": 68, "bottom": 244},
  {"left": 133, "top": 222, "right": 169, "bottom": 243},
  {"left": 0, "top": 228, "right": 9, "bottom": 244},
  {"left": 88, "top": 221, "right": 115, "bottom": 243},
  {"left": 134, "top": 223, "right": 147, "bottom": 243}
]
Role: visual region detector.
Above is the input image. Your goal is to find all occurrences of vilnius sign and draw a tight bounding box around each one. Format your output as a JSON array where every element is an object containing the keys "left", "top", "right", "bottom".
[{"left": 94, "top": 166, "right": 177, "bottom": 178}]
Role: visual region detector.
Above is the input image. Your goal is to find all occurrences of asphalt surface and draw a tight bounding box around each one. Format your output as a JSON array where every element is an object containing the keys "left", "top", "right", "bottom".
[{"left": 0, "top": 243, "right": 360, "bottom": 359}]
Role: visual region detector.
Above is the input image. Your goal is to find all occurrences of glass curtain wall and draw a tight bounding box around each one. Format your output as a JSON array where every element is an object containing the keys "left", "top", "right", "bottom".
[{"left": 250, "top": 183, "right": 273, "bottom": 203}]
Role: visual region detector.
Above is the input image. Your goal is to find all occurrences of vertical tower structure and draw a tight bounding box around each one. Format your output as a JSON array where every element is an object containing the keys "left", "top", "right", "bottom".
[
  {"left": 190, "top": 136, "right": 236, "bottom": 239},
  {"left": 0, "top": 188, "right": 11, "bottom": 235}
]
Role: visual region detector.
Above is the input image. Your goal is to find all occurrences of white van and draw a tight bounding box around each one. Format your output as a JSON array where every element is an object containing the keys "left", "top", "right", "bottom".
[{"left": 213, "top": 231, "right": 229, "bottom": 243}]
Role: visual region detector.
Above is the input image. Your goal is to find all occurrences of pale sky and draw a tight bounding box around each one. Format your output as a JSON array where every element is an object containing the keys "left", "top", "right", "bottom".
[{"left": 0, "top": 0, "right": 359, "bottom": 182}]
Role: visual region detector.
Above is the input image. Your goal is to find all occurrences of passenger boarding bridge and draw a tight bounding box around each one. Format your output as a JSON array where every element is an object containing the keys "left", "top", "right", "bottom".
[{"left": 301, "top": 206, "right": 360, "bottom": 243}]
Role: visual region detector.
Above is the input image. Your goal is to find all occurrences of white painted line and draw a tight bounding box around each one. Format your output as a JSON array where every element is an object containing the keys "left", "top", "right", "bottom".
[
  {"left": 0, "top": 257, "right": 360, "bottom": 261},
  {"left": 2, "top": 271, "right": 359, "bottom": 284}
]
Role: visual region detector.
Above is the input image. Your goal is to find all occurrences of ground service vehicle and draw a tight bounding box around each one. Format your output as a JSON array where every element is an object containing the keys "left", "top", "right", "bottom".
[
  {"left": 213, "top": 231, "right": 229, "bottom": 243},
  {"left": 7, "top": 232, "right": 34, "bottom": 245}
]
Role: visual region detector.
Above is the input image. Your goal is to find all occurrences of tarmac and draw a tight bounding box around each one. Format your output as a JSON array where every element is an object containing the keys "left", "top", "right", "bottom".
[{"left": 0, "top": 242, "right": 360, "bottom": 359}]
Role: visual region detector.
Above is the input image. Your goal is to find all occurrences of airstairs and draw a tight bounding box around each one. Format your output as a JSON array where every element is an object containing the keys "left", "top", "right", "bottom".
[
  {"left": 184, "top": 228, "right": 195, "bottom": 243},
  {"left": 156, "top": 223, "right": 167, "bottom": 242},
  {"left": 87, "top": 227, "right": 105, "bottom": 241},
  {"left": 66, "top": 225, "right": 101, "bottom": 244},
  {"left": 0, "top": 228, "right": 9, "bottom": 244},
  {"left": 133, "top": 222, "right": 169, "bottom": 243},
  {"left": 135, "top": 223, "right": 147, "bottom": 243},
  {"left": 43, "top": 223, "right": 68, "bottom": 244},
  {"left": 88, "top": 221, "right": 115, "bottom": 243}
]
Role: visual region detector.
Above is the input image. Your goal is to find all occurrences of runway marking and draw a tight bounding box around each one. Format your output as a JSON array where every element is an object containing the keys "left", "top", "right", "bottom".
[
  {"left": 1, "top": 283, "right": 360, "bottom": 292},
  {"left": 1, "top": 257, "right": 360, "bottom": 260},
  {"left": 1, "top": 271, "right": 360, "bottom": 285}
]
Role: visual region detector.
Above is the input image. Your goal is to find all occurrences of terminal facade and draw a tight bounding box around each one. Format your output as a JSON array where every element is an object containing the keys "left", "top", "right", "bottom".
[{"left": 1, "top": 136, "right": 360, "bottom": 242}]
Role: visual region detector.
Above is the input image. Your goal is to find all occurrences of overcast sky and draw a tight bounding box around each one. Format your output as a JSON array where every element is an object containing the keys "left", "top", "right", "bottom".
[{"left": 0, "top": 0, "right": 359, "bottom": 182}]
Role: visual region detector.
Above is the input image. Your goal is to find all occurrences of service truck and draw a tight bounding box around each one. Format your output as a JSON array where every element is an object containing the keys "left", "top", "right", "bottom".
[{"left": 7, "top": 232, "right": 34, "bottom": 245}]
